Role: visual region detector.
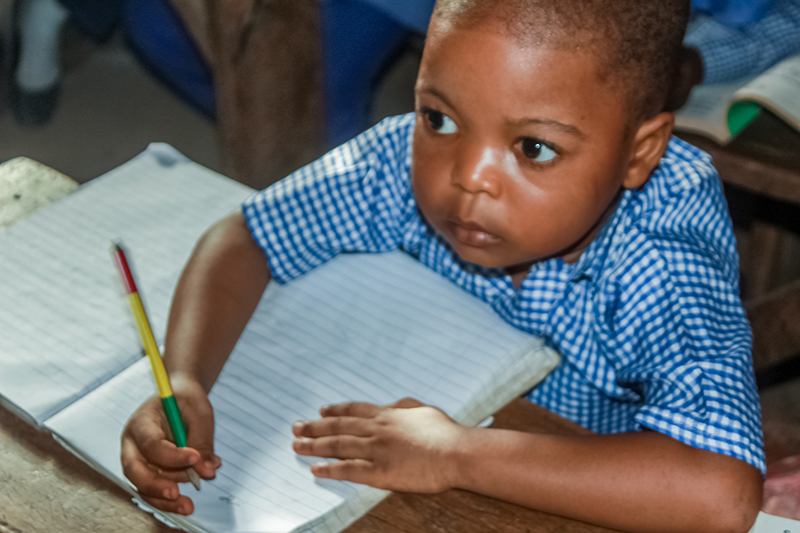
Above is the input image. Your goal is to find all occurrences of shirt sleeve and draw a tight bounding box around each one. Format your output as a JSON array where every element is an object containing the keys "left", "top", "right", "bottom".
[
  {"left": 605, "top": 186, "right": 765, "bottom": 472},
  {"left": 242, "top": 114, "right": 417, "bottom": 283},
  {"left": 684, "top": 0, "right": 800, "bottom": 84}
]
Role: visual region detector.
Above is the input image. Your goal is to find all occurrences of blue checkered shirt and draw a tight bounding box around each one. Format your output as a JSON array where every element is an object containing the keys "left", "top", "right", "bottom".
[
  {"left": 243, "top": 113, "right": 765, "bottom": 473},
  {"left": 685, "top": 0, "right": 800, "bottom": 84}
]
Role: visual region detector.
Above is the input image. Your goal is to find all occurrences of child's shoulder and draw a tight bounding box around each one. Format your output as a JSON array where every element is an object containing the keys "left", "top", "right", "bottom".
[
  {"left": 318, "top": 113, "right": 416, "bottom": 178},
  {"left": 357, "top": 113, "right": 417, "bottom": 154},
  {"left": 602, "top": 137, "right": 739, "bottom": 287},
  {"left": 627, "top": 135, "right": 729, "bottom": 239},
  {"left": 638, "top": 136, "right": 719, "bottom": 212}
]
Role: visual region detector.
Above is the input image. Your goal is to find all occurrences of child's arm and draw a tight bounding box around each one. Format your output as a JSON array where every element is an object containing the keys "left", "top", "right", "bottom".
[
  {"left": 293, "top": 400, "right": 763, "bottom": 533},
  {"left": 121, "top": 210, "right": 270, "bottom": 516}
]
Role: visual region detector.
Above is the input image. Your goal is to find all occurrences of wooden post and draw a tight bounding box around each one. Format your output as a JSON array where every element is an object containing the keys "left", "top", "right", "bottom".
[{"left": 207, "top": 0, "right": 325, "bottom": 189}]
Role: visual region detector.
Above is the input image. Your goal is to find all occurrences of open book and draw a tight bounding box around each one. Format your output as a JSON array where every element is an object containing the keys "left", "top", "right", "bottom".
[
  {"left": 0, "top": 144, "right": 559, "bottom": 533},
  {"left": 675, "top": 54, "right": 800, "bottom": 143}
]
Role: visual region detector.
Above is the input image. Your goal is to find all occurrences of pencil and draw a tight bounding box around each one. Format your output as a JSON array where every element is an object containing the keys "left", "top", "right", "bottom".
[{"left": 111, "top": 241, "right": 201, "bottom": 491}]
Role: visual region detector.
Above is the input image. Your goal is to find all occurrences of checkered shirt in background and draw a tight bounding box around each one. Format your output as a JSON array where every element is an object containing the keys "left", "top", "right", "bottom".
[{"left": 685, "top": 0, "right": 800, "bottom": 84}]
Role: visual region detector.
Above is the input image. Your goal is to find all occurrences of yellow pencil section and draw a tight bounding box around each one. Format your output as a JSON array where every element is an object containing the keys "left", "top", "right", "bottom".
[{"left": 127, "top": 292, "right": 173, "bottom": 399}]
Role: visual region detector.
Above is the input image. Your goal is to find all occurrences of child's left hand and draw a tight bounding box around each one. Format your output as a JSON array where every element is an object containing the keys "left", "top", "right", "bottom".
[{"left": 292, "top": 398, "right": 465, "bottom": 493}]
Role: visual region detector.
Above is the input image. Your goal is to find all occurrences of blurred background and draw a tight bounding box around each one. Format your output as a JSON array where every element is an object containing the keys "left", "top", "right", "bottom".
[
  {"left": 1, "top": 0, "right": 798, "bottom": 292},
  {"left": 0, "top": 0, "right": 220, "bottom": 182},
  {"left": 0, "top": 0, "right": 421, "bottom": 184}
]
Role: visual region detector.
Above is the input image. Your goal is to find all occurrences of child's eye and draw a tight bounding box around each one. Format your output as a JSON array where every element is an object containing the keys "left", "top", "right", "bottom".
[
  {"left": 424, "top": 109, "right": 458, "bottom": 134},
  {"left": 521, "top": 138, "right": 557, "bottom": 163}
]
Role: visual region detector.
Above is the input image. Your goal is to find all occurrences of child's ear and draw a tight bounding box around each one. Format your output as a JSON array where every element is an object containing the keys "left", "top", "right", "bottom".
[{"left": 623, "top": 112, "right": 675, "bottom": 190}]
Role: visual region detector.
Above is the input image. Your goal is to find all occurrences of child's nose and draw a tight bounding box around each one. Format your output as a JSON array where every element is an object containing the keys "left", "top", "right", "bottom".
[{"left": 451, "top": 143, "right": 502, "bottom": 197}]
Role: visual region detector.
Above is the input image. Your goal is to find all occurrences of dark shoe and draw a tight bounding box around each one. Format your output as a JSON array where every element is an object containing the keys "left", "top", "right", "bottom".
[
  {"left": 9, "top": 0, "right": 62, "bottom": 127},
  {"left": 10, "top": 82, "right": 60, "bottom": 126}
]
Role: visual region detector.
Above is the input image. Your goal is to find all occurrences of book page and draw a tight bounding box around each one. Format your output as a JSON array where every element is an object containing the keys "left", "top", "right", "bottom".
[
  {"left": 748, "top": 511, "right": 800, "bottom": 533},
  {"left": 674, "top": 80, "right": 749, "bottom": 142},
  {"left": 732, "top": 54, "right": 800, "bottom": 131},
  {"left": 0, "top": 144, "right": 253, "bottom": 423},
  {"left": 45, "top": 251, "right": 559, "bottom": 533}
]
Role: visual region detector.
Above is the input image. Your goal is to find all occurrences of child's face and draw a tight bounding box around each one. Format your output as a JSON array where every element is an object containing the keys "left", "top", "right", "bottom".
[{"left": 412, "top": 18, "right": 636, "bottom": 271}]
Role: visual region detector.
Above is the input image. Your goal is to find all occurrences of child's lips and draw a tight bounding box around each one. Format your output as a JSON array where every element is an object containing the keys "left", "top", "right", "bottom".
[{"left": 447, "top": 219, "right": 502, "bottom": 248}]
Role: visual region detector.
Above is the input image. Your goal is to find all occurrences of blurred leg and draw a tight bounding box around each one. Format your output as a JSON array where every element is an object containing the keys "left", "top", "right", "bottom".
[
  {"left": 12, "top": 0, "right": 68, "bottom": 125},
  {"left": 208, "top": 0, "right": 324, "bottom": 188}
]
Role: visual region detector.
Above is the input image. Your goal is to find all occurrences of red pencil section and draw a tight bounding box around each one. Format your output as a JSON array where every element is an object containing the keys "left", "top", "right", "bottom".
[{"left": 111, "top": 243, "right": 138, "bottom": 295}]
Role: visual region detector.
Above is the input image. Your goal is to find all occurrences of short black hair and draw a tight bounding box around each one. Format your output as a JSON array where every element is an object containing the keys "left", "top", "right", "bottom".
[{"left": 433, "top": 0, "right": 691, "bottom": 123}]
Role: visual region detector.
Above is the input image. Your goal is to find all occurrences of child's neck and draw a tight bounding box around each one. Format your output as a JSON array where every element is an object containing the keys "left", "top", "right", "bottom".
[{"left": 510, "top": 269, "right": 528, "bottom": 289}]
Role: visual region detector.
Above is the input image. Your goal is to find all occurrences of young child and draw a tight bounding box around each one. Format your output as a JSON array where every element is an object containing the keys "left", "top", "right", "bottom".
[{"left": 121, "top": 0, "right": 765, "bottom": 530}]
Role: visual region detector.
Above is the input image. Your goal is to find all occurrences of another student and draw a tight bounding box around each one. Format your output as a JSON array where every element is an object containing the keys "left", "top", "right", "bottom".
[
  {"left": 686, "top": 0, "right": 800, "bottom": 84},
  {"left": 121, "top": 0, "right": 764, "bottom": 530}
]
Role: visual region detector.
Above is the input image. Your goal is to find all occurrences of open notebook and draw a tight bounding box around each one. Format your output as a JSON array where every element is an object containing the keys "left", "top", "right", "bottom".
[{"left": 0, "top": 144, "right": 559, "bottom": 533}]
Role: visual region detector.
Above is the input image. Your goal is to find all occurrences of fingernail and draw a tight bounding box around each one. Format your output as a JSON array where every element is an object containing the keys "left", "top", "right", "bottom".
[
  {"left": 311, "top": 461, "right": 329, "bottom": 469},
  {"left": 293, "top": 420, "right": 306, "bottom": 429},
  {"left": 178, "top": 504, "right": 190, "bottom": 515},
  {"left": 204, "top": 460, "right": 216, "bottom": 471},
  {"left": 164, "top": 487, "right": 176, "bottom": 499}
]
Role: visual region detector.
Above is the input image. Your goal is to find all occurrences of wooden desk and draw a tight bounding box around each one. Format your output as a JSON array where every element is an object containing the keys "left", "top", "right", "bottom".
[{"left": 0, "top": 159, "right": 615, "bottom": 533}]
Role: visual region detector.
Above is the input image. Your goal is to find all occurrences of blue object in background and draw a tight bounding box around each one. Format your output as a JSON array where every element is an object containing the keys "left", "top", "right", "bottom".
[
  {"left": 358, "top": 0, "right": 435, "bottom": 34},
  {"left": 691, "top": 0, "right": 772, "bottom": 27},
  {"left": 123, "top": 0, "right": 216, "bottom": 117},
  {"left": 319, "top": 0, "right": 412, "bottom": 147}
]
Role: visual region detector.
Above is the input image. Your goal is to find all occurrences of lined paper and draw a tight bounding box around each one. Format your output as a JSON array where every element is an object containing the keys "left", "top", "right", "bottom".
[
  {"left": 3, "top": 143, "right": 558, "bottom": 533},
  {"left": 46, "top": 251, "right": 558, "bottom": 533},
  {"left": 0, "top": 144, "right": 253, "bottom": 422}
]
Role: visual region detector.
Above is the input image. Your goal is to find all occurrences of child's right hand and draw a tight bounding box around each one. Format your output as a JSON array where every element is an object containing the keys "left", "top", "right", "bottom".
[{"left": 121, "top": 376, "right": 220, "bottom": 515}]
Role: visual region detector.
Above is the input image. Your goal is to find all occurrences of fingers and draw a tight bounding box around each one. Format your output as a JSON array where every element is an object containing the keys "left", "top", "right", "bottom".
[
  {"left": 293, "top": 416, "right": 373, "bottom": 438},
  {"left": 182, "top": 397, "right": 220, "bottom": 479},
  {"left": 126, "top": 402, "right": 200, "bottom": 470},
  {"left": 293, "top": 435, "right": 373, "bottom": 460},
  {"left": 138, "top": 429, "right": 200, "bottom": 470},
  {"left": 122, "top": 434, "right": 194, "bottom": 504},
  {"left": 311, "top": 459, "right": 377, "bottom": 486},
  {"left": 138, "top": 493, "right": 195, "bottom": 516},
  {"left": 318, "top": 399, "right": 425, "bottom": 418},
  {"left": 121, "top": 394, "right": 210, "bottom": 513},
  {"left": 391, "top": 397, "right": 425, "bottom": 409},
  {"left": 122, "top": 401, "right": 194, "bottom": 494},
  {"left": 320, "top": 402, "right": 382, "bottom": 418}
]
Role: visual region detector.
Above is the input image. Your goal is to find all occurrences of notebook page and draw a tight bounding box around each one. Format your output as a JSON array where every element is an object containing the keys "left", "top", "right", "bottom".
[
  {"left": 46, "top": 251, "right": 559, "bottom": 533},
  {"left": 748, "top": 511, "right": 800, "bottom": 533},
  {"left": 674, "top": 80, "right": 746, "bottom": 142},
  {"left": 733, "top": 54, "right": 800, "bottom": 130},
  {"left": 0, "top": 144, "right": 253, "bottom": 423}
]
